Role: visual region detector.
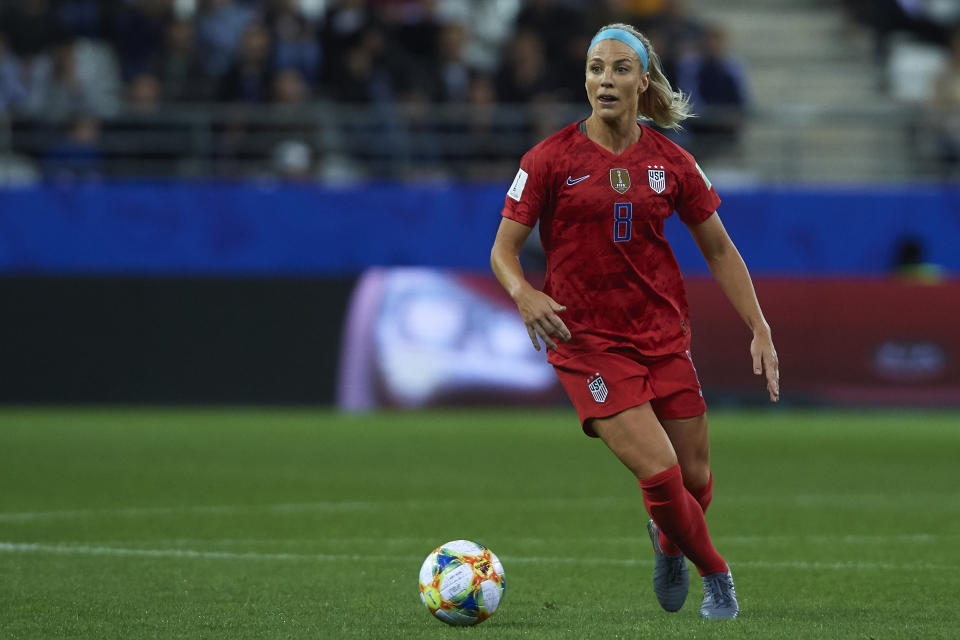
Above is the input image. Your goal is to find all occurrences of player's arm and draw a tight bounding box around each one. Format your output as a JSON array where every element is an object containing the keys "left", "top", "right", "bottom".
[
  {"left": 491, "top": 217, "right": 571, "bottom": 352},
  {"left": 687, "top": 212, "right": 780, "bottom": 402}
]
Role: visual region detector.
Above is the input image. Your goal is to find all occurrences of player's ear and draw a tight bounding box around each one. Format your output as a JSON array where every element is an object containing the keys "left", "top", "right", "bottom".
[{"left": 638, "top": 72, "right": 650, "bottom": 95}]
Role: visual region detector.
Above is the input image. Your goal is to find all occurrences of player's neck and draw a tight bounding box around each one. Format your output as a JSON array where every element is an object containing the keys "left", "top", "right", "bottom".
[{"left": 584, "top": 115, "right": 641, "bottom": 155}]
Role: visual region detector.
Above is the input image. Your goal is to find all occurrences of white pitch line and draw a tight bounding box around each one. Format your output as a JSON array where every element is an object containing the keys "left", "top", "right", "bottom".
[
  {"left": 193, "top": 534, "right": 955, "bottom": 547},
  {"left": 0, "top": 542, "right": 387, "bottom": 563},
  {"left": 0, "top": 502, "right": 390, "bottom": 522},
  {"left": 716, "top": 534, "right": 958, "bottom": 545},
  {"left": 1, "top": 493, "right": 957, "bottom": 523},
  {"left": 0, "top": 542, "right": 952, "bottom": 572},
  {"left": 0, "top": 498, "right": 634, "bottom": 522},
  {"left": 5, "top": 533, "right": 953, "bottom": 550}
]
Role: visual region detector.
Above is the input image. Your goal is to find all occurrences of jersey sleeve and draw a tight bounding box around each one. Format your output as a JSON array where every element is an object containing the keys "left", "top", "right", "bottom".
[
  {"left": 501, "top": 146, "right": 549, "bottom": 228},
  {"left": 675, "top": 152, "right": 721, "bottom": 226}
]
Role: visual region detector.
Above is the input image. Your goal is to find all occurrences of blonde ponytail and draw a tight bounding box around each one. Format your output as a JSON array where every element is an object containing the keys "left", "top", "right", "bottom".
[{"left": 591, "top": 23, "right": 692, "bottom": 130}]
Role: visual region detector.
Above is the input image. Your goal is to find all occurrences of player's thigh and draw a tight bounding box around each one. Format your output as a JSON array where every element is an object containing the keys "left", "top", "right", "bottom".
[
  {"left": 590, "top": 402, "right": 678, "bottom": 479},
  {"left": 660, "top": 413, "right": 710, "bottom": 489}
]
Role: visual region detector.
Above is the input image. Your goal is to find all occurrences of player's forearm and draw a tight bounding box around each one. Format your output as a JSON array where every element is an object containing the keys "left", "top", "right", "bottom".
[
  {"left": 490, "top": 243, "right": 533, "bottom": 301},
  {"left": 705, "top": 247, "right": 770, "bottom": 335}
]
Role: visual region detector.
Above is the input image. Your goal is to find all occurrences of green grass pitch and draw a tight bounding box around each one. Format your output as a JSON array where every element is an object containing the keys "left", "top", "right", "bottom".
[{"left": 1, "top": 406, "right": 958, "bottom": 639}]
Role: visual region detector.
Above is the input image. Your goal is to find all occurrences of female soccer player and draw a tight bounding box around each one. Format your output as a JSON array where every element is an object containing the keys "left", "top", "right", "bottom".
[{"left": 490, "top": 23, "right": 779, "bottom": 619}]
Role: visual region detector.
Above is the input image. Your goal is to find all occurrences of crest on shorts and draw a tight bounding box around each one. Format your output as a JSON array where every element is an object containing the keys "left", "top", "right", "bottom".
[
  {"left": 648, "top": 165, "right": 666, "bottom": 193},
  {"left": 610, "top": 168, "right": 631, "bottom": 194},
  {"left": 587, "top": 372, "right": 609, "bottom": 403}
]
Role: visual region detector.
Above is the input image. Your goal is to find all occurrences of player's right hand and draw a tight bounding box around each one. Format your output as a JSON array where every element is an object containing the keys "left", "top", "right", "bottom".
[
  {"left": 750, "top": 326, "right": 780, "bottom": 402},
  {"left": 512, "top": 287, "right": 571, "bottom": 352}
]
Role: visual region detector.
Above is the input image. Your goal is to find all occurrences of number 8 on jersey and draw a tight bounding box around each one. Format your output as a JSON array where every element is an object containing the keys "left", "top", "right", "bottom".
[{"left": 614, "top": 203, "right": 633, "bottom": 242}]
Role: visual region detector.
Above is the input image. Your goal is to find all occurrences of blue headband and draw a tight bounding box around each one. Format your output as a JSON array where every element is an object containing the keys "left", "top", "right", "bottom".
[{"left": 588, "top": 28, "right": 649, "bottom": 72}]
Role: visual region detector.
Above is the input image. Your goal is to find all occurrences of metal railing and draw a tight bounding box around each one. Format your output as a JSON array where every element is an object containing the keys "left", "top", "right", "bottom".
[{"left": 0, "top": 102, "right": 952, "bottom": 184}]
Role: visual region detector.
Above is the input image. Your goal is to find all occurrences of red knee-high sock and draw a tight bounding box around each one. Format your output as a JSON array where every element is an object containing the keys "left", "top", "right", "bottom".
[
  {"left": 691, "top": 472, "right": 714, "bottom": 512},
  {"left": 640, "top": 465, "right": 726, "bottom": 576},
  {"left": 659, "top": 472, "right": 713, "bottom": 556}
]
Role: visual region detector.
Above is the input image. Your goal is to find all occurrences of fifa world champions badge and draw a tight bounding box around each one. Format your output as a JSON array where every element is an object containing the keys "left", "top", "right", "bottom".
[
  {"left": 648, "top": 165, "right": 666, "bottom": 193},
  {"left": 610, "top": 168, "right": 631, "bottom": 194},
  {"left": 587, "top": 373, "right": 609, "bottom": 403}
]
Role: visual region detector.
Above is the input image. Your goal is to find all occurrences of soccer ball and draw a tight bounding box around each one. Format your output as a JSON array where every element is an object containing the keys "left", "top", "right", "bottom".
[{"left": 418, "top": 540, "right": 506, "bottom": 626}]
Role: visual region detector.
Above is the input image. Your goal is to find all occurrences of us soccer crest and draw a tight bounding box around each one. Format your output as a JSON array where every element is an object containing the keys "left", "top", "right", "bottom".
[
  {"left": 648, "top": 165, "right": 666, "bottom": 193},
  {"left": 610, "top": 168, "right": 630, "bottom": 194},
  {"left": 587, "top": 373, "right": 609, "bottom": 404}
]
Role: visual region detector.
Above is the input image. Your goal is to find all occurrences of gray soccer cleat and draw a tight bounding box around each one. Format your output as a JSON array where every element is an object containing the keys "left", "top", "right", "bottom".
[
  {"left": 699, "top": 568, "right": 739, "bottom": 618},
  {"left": 646, "top": 519, "right": 689, "bottom": 612}
]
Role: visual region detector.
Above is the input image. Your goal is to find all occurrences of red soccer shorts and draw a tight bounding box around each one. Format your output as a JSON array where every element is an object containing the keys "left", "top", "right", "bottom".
[{"left": 553, "top": 350, "right": 707, "bottom": 437}]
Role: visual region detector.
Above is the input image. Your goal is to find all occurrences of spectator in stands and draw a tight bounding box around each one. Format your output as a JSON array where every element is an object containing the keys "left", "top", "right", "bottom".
[
  {"left": 642, "top": 28, "right": 676, "bottom": 87},
  {"left": 495, "top": 29, "right": 558, "bottom": 104},
  {"left": 436, "top": 22, "right": 472, "bottom": 103},
  {"left": 42, "top": 113, "right": 103, "bottom": 181},
  {"left": 267, "top": 67, "right": 317, "bottom": 174},
  {"left": 466, "top": 72, "right": 497, "bottom": 125},
  {"left": 587, "top": 0, "right": 664, "bottom": 31},
  {"left": 120, "top": 69, "right": 193, "bottom": 176},
  {"left": 1, "top": 0, "right": 63, "bottom": 60},
  {"left": 329, "top": 27, "right": 394, "bottom": 104},
  {"left": 646, "top": 0, "right": 703, "bottom": 66},
  {"left": 57, "top": 0, "right": 109, "bottom": 40},
  {"left": 394, "top": 75, "right": 447, "bottom": 178},
  {"left": 155, "top": 18, "right": 213, "bottom": 102},
  {"left": 0, "top": 150, "right": 40, "bottom": 187},
  {"left": 674, "top": 23, "right": 748, "bottom": 157},
  {"left": 252, "top": 68, "right": 317, "bottom": 182},
  {"left": 370, "top": 0, "right": 450, "bottom": 105},
  {"left": 430, "top": 0, "right": 525, "bottom": 74},
  {"left": 0, "top": 33, "right": 27, "bottom": 113},
  {"left": 196, "top": 0, "right": 257, "bottom": 78},
  {"left": 23, "top": 34, "right": 122, "bottom": 119},
  {"left": 931, "top": 28, "right": 960, "bottom": 176},
  {"left": 624, "top": 0, "right": 667, "bottom": 17},
  {"left": 848, "top": 0, "right": 953, "bottom": 63},
  {"left": 377, "top": 0, "right": 442, "bottom": 70},
  {"left": 127, "top": 72, "right": 164, "bottom": 114},
  {"left": 463, "top": 71, "right": 498, "bottom": 147},
  {"left": 320, "top": 0, "right": 379, "bottom": 88},
  {"left": 220, "top": 34, "right": 331, "bottom": 180},
  {"left": 111, "top": 0, "right": 174, "bottom": 81},
  {"left": 891, "top": 235, "right": 943, "bottom": 283},
  {"left": 263, "top": 0, "right": 322, "bottom": 83},
  {"left": 272, "top": 67, "right": 311, "bottom": 105},
  {"left": 219, "top": 22, "right": 275, "bottom": 103},
  {"left": 270, "top": 139, "right": 315, "bottom": 181},
  {"left": 515, "top": 0, "right": 588, "bottom": 100}
]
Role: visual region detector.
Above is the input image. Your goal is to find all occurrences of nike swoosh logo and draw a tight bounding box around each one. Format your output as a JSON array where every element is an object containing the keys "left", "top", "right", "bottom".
[{"left": 566, "top": 174, "right": 590, "bottom": 186}]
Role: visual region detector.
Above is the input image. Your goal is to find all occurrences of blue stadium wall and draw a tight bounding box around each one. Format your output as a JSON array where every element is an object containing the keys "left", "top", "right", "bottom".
[
  {"left": 1, "top": 182, "right": 957, "bottom": 403},
  {"left": 1, "top": 183, "right": 958, "bottom": 274}
]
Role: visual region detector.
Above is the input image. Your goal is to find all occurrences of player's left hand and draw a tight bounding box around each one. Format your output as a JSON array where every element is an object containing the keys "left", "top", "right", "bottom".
[{"left": 750, "top": 324, "right": 779, "bottom": 402}]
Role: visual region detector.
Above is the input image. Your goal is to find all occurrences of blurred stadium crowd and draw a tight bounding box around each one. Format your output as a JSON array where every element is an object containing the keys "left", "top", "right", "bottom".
[
  {"left": 840, "top": 0, "right": 960, "bottom": 176},
  {"left": 0, "top": 0, "right": 750, "bottom": 181},
  {"left": 0, "top": 0, "right": 958, "bottom": 181}
]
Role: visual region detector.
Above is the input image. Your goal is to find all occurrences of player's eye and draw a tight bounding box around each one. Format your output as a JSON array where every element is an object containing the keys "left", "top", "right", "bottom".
[
  {"left": 589, "top": 65, "right": 601, "bottom": 73},
  {"left": 617, "top": 66, "right": 629, "bottom": 73}
]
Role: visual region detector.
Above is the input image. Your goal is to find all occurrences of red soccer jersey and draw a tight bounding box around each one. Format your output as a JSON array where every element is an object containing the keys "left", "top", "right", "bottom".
[{"left": 501, "top": 120, "right": 720, "bottom": 364}]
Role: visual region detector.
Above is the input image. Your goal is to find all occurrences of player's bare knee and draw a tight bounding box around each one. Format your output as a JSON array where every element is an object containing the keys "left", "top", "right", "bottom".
[{"left": 679, "top": 459, "right": 711, "bottom": 491}]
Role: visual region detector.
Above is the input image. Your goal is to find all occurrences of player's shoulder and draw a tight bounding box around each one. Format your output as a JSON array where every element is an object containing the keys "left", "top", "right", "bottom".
[{"left": 640, "top": 125, "right": 698, "bottom": 166}]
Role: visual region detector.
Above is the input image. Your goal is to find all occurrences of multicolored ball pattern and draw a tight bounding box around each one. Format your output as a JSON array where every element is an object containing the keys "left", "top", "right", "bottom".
[{"left": 418, "top": 540, "right": 506, "bottom": 626}]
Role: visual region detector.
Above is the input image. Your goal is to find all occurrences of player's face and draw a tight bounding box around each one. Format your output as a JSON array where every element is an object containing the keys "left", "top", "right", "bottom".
[{"left": 585, "top": 39, "right": 649, "bottom": 123}]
